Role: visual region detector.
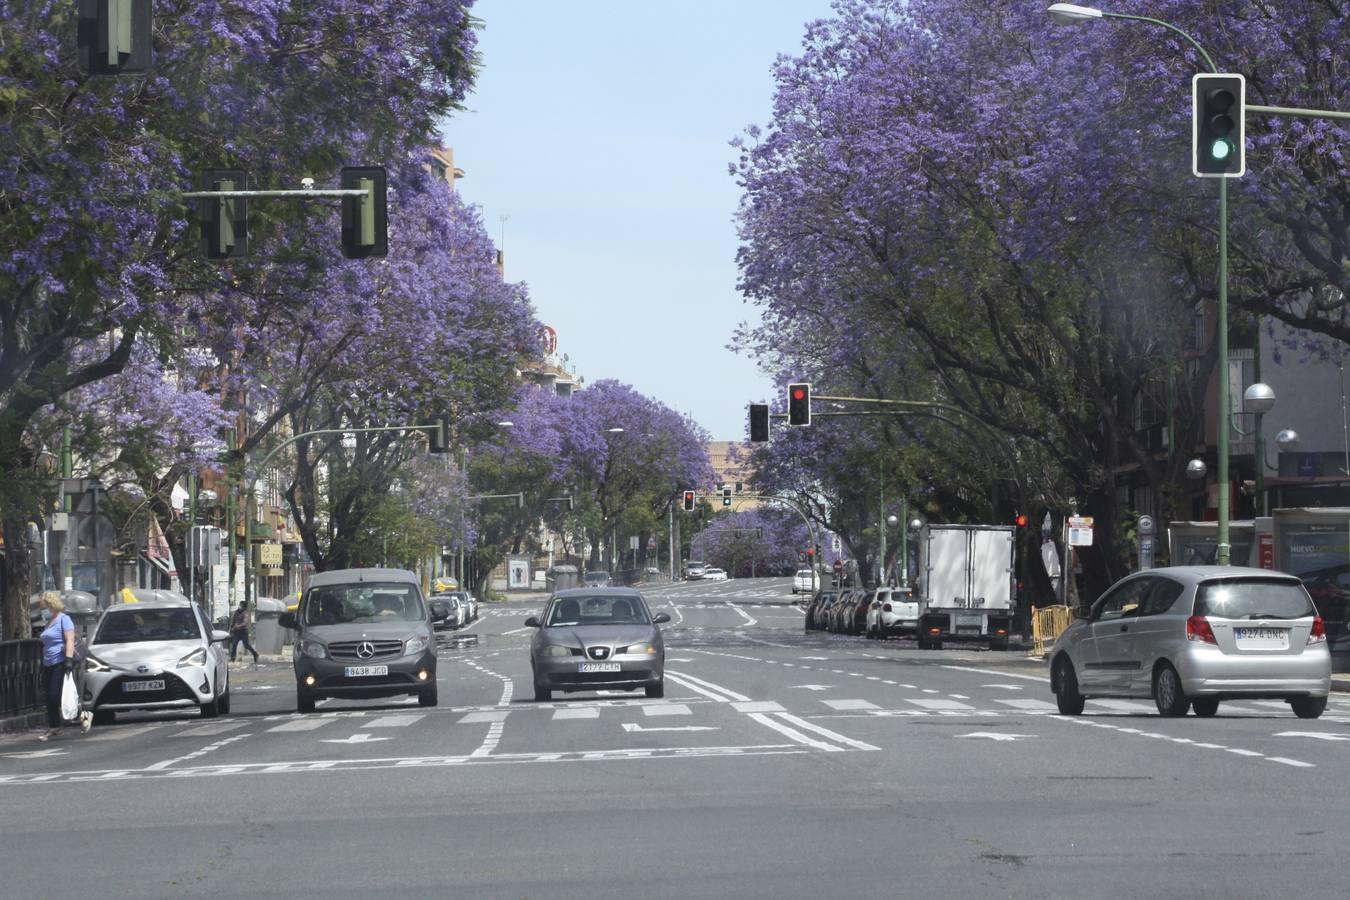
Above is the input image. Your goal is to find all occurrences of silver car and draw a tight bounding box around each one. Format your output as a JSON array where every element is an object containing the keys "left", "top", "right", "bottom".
[
  {"left": 84, "top": 595, "right": 231, "bottom": 725},
  {"left": 1049, "top": 566, "right": 1331, "bottom": 718},
  {"left": 526, "top": 587, "right": 671, "bottom": 701}
]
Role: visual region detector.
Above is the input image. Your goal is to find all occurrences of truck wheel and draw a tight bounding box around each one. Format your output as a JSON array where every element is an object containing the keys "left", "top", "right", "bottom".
[
  {"left": 1052, "top": 657, "right": 1085, "bottom": 716},
  {"left": 1153, "top": 664, "right": 1190, "bottom": 717},
  {"left": 989, "top": 637, "right": 1009, "bottom": 652}
]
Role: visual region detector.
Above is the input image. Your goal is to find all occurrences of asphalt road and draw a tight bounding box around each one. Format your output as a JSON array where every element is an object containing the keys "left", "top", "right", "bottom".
[{"left": 3, "top": 577, "right": 1349, "bottom": 898}]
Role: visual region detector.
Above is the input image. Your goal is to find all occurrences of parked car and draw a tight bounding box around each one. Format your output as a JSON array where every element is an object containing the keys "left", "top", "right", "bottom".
[
  {"left": 428, "top": 595, "right": 463, "bottom": 630},
  {"left": 684, "top": 561, "right": 708, "bottom": 580},
  {"left": 584, "top": 571, "right": 613, "bottom": 588},
  {"left": 525, "top": 587, "right": 672, "bottom": 700},
  {"left": 444, "top": 590, "right": 476, "bottom": 622},
  {"left": 279, "top": 567, "right": 438, "bottom": 712},
  {"left": 1049, "top": 567, "right": 1331, "bottom": 718},
  {"left": 827, "top": 590, "right": 859, "bottom": 633},
  {"left": 844, "top": 589, "right": 872, "bottom": 635},
  {"left": 805, "top": 589, "right": 837, "bottom": 631},
  {"left": 792, "top": 569, "right": 816, "bottom": 594},
  {"left": 866, "top": 587, "right": 920, "bottom": 639},
  {"left": 703, "top": 568, "right": 728, "bottom": 582},
  {"left": 84, "top": 594, "right": 231, "bottom": 725}
]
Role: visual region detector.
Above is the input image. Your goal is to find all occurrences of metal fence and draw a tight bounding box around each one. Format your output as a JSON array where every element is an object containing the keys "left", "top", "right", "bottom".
[
  {"left": 0, "top": 640, "right": 44, "bottom": 720},
  {"left": 1030, "top": 606, "right": 1075, "bottom": 657}
]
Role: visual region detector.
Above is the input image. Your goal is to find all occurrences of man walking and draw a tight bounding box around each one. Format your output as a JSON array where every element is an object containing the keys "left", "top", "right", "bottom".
[{"left": 229, "top": 603, "right": 260, "bottom": 665}]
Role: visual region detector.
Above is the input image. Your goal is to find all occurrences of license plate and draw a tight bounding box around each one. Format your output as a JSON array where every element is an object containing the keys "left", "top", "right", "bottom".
[
  {"left": 1235, "top": 627, "right": 1288, "bottom": 648},
  {"left": 956, "top": 615, "right": 982, "bottom": 627},
  {"left": 123, "top": 680, "right": 164, "bottom": 693},
  {"left": 578, "top": 662, "right": 620, "bottom": 673},
  {"left": 343, "top": 665, "right": 389, "bottom": 677}
]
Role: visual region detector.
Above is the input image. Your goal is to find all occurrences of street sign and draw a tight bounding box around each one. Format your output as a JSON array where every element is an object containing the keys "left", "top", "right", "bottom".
[
  {"left": 1067, "top": 516, "right": 1094, "bottom": 547},
  {"left": 833, "top": 559, "right": 844, "bottom": 573}
]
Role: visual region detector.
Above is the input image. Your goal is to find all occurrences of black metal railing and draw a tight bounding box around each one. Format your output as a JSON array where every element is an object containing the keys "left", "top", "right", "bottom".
[{"left": 0, "top": 640, "right": 44, "bottom": 720}]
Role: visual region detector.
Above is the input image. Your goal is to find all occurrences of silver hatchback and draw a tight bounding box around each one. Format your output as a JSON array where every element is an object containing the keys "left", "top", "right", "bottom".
[
  {"left": 526, "top": 588, "right": 671, "bottom": 701},
  {"left": 1050, "top": 566, "right": 1331, "bottom": 718}
]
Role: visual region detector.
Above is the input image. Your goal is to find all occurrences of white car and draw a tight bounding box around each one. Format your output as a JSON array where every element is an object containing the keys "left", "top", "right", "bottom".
[
  {"left": 703, "top": 568, "right": 729, "bottom": 582},
  {"left": 84, "top": 595, "right": 231, "bottom": 725},
  {"left": 792, "top": 569, "right": 816, "bottom": 594},
  {"left": 866, "top": 587, "right": 920, "bottom": 639}
]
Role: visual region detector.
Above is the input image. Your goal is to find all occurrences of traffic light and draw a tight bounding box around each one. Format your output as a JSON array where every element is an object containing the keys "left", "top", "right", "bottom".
[
  {"left": 200, "top": 170, "right": 248, "bottom": 260},
  {"left": 1013, "top": 512, "right": 1029, "bottom": 528},
  {"left": 787, "top": 383, "right": 811, "bottom": 426},
  {"left": 722, "top": 486, "right": 733, "bottom": 507},
  {"left": 78, "top": 0, "right": 153, "bottom": 75},
  {"left": 1193, "top": 74, "right": 1245, "bottom": 177},
  {"left": 748, "top": 404, "right": 770, "bottom": 443},
  {"left": 341, "top": 166, "right": 388, "bottom": 258},
  {"left": 427, "top": 417, "right": 449, "bottom": 453},
  {"left": 682, "top": 490, "right": 695, "bottom": 512}
]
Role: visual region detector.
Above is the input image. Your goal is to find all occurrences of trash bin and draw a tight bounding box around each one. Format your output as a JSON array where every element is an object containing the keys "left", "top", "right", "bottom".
[
  {"left": 546, "top": 565, "right": 578, "bottom": 593},
  {"left": 252, "top": 597, "right": 287, "bottom": 655}
]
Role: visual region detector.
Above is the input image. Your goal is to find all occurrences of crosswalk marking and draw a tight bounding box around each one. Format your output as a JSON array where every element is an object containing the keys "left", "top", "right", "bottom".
[
  {"left": 266, "top": 719, "right": 330, "bottom": 733},
  {"left": 995, "top": 698, "right": 1059, "bottom": 711},
  {"left": 1090, "top": 699, "right": 1157, "bottom": 713},
  {"left": 732, "top": 701, "right": 785, "bottom": 713},
  {"left": 822, "top": 699, "right": 880, "bottom": 711},
  {"left": 366, "top": 714, "right": 425, "bottom": 729},
  {"left": 459, "top": 710, "right": 511, "bottom": 724},
  {"left": 906, "top": 699, "right": 975, "bottom": 711},
  {"left": 552, "top": 707, "right": 599, "bottom": 720},
  {"left": 642, "top": 704, "right": 692, "bottom": 717}
]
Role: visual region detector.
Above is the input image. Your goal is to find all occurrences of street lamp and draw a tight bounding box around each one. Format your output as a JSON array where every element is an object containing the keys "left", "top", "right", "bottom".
[
  {"left": 1045, "top": 3, "right": 1233, "bottom": 560},
  {"left": 1186, "top": 458, "right": 1208, "bottom": 481}
]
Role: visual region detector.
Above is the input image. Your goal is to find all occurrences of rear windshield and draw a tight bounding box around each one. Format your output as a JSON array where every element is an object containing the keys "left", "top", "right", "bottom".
[
  {"left": 1194, "top": 578, "right": 1316, "bottom": 620},
  {"left": 302, "top": 582, "right": 426, "bottom": 626},
  {"left": 547, "top": 594, "right": 650, "bottom": 626},
  {"left": 95, "top": 608, "right": 201, "bottom": 644}
]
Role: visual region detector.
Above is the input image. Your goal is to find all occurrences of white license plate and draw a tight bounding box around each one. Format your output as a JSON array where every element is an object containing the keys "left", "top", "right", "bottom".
[
  {"left": 123, "top": 680, "right": 165, "bottom": 693},
  {"left": 956, "top": 615, "right": 982, "bottom": 627},
  {"left": 1235, "top": 627, "right": 1288, "bottom": 647},
  {"left": 343, "top": 665, "right": 389, "bottom": 677},
  {"left": 578, "top": 662, "right": 621, "bottom": 673}
]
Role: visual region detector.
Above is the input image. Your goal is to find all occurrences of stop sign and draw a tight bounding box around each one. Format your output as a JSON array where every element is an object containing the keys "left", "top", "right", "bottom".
[{"left": 833, "top": 559, "right": 843, "bottom": 573}]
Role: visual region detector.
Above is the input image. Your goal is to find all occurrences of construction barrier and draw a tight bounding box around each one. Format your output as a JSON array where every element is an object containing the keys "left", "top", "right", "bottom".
[{"left": 1031, "top": 605, "right": 1075, "bottom": 657}]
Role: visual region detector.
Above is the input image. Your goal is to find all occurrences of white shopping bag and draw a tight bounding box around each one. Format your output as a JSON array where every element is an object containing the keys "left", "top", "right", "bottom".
[{"left": 60, "top": 672, "right": 80, "bottom": 722}]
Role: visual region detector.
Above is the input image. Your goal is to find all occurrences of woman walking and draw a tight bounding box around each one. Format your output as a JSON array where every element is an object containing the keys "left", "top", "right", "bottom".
[{"left": 37, "top": 591, "right": 79, "bottom": 741}]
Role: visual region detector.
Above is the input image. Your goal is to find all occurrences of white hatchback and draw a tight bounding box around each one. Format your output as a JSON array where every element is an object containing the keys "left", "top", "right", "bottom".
[{"left": 792, "top": 569, "right": 816, "bottom": 594}]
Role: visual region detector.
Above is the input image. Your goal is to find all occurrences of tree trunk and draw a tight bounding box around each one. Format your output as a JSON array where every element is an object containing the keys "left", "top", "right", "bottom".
[{"left": 1, "top": 514, "right": 33, "bottom": 639}]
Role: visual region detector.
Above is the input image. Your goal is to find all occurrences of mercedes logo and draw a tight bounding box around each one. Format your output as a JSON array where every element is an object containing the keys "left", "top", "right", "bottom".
[{"left": 356, "top": 641, "right": 376, "bottom": 659}]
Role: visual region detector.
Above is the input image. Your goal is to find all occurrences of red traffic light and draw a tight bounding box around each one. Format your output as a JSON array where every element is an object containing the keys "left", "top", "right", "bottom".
[
  {"left": 791, "top": 387, "right": 806, "bottom": 401},
  {"left": 805, "top": 548, "right": 814, "bottom": 557},
  {"left": 1014, "top": 513, "right": 1028, "bottom": 528}
]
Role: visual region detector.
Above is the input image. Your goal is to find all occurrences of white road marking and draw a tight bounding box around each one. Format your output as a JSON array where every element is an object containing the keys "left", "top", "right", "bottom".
[
  {"left": 995, "top": 699, "right": 1059, "bottom": 712},
  {"left": 84, "top": 723, "right": 170, "bottom": 742},
  {"left": 1274, "top": 731, "right": 1350, "bottom": 742},
  {"left": 621, "top": 723, "right": 718, "bottom": 733},
  {"left": 790, "top": 685, "right": 833, "bottom": 691},
  {"left": 732, "top": 701, "right": 786, "bottom": 713},
  {"left": 725, "top": 602, "right": 757, "bottom": 627},
  {"left": 173, "top": 722, "right": 247, "bottom": 739},
  {"left": 665, "top": 670, "right": 752, "bottom": 702},
  {"left": 662, "top": 673, "right": 731, "bottom": 702},
  {"left": 366, "top": 714, "right": 425, "bottom": 728},
  {"left": 473, "top": 721, "right": 505, "bottom": 757},
  {"left": 1089, "top": 700, "right": 1157, "bottom": 713},
  {"left": 320, "top": 733, "right": 390, "bottom": 745},
  {"left": 822, "top": 699, "right": 880, "bottom": 711},
  {"left": 501, "top": 627, "right": 532, "bottom": 635},
  {"left": 773, "top": 713, "right": 880, "bottom": 751},
  {"left": 907, "top": 699, "right": 976, "bottom": 711},
  {"left": 459, "top": 711, "right": 511, "bottom": 724},
  {"left": 942, "top": 665, "right": 1047, "bottom": 683},
  {"left": 641, "top": 704, "right": 692, "bottom": 717},
  {"left": 983, "top": 684, "right": 1024, "bottom": 691},
  {"left": 746, "top": 713, "right": 845, "bottom": 753},
  {"left": 0, "top": 748, "right": 68, "bottom": 759},
  {"left": 145, "top": 733, "right": 251, "bottom": 770},
  {"left": 552, "top": 708, "right": 600, "bottom": 720},
  {"left": 1268, "top": 757, "right": 1316, "bottom": 768},
  {"left": 956, "top": 732, "right": 1035, "bottom": 742},
  {"left": 950, "top": 694, "right": 971, "bottom": 699},
  {"left": 266, "top": 719, "right": 330, "bottom": 733}
]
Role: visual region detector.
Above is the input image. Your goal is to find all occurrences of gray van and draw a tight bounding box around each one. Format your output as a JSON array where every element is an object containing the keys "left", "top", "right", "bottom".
[{"left": 279, "top": 568, "right": 437, "bottom": 712}]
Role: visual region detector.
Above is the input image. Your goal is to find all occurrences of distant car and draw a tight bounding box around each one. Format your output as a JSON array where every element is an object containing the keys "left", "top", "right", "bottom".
[
  {"left": 866, "top": 587, "right": 920, "bottom": 639},
  {"left": 1050, "top": 567, "right": 1331, "bottom": 718},
  {"left": 85, "top": 594, "right": 231, "bottom": 725},
  {"left": 583, "top": 571, "right": 613, "bottom": 588},
  {"left": 702, "top": 568, "right": 728, "bottom": 582},
  {"left": 805, "top": 589, "right": 837, "bottom": 631},
  {"left": 684, "top": 561, "right": 708, "bottom": 580},
  {"left": 792, "top": 569, "right": 816, "bottom": 594},
  {"left": 526, "top": 588, "right": 672, "bottom": 701},
  {"left": 428, "top": 595, "right": 463, "bottom": 630}
]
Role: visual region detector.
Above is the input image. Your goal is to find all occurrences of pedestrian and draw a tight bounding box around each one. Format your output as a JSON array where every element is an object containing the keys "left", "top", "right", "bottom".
[
  {"left": 36, "top": 592, "right": 79, "bottom": 742},
  {"left": 229, "top": 602, "right": 260, "bottom": 665}
]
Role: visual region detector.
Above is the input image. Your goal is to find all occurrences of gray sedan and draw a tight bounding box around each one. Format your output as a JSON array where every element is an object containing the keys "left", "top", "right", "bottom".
[
  {"left": 526, "top": 588, "right": 671, "bottom": 701},
  {"left": 1049, "top": 566, "right": 1331, "bottom": 718}
]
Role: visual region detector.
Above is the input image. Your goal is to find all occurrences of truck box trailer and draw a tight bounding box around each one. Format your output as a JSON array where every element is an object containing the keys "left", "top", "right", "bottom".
[{"left": 915, "top": 524, "right": 1015, "bottom": 650}]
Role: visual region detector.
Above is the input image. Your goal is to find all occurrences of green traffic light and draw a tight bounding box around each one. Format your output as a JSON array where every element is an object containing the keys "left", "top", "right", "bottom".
[{"left": 1210, "top": 138, "right": 1231, "bottom": 161}]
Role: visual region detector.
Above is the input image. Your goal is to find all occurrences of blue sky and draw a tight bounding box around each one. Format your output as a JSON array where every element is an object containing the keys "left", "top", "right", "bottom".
[{"left": 441, "top": 0, "right": 837, "bottom": 440}]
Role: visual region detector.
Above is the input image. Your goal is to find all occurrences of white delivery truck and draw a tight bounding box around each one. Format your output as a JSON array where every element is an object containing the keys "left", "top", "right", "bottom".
[{"left": 914, "top": 524, "right": 1016, "bottom": 650}]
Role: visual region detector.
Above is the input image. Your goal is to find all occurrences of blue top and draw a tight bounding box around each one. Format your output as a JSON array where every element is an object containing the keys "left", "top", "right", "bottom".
[{"left": 40, "top": 613, "right": 73, "bottom": 666}]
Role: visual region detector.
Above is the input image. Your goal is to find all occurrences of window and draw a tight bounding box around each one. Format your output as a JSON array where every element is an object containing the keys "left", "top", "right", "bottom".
[
  {"left": 1140, "top": 579, "right": 1184, "bottom": 616},
  {"left": 1194, "top": 578, "right": 1315, "bottom": 620},
  {"left": 1093, "top": 578, "right": 1153, "bottom": 620}
]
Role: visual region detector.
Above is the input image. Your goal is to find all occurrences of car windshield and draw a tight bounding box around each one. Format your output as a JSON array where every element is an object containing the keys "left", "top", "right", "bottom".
[
  {"left": 1194, "top": 578, "right": 1316, "bottom": 620},
  {"left": 94, "top": 608, "right": 201, "bottom": 644},
  {"left": 546, "top": 594, "right": 650, "bottom": 626},
  {"left": 584, "top": 573, "right": 609, "bottom": 583},
  {"left": 301, "top": 582, "right": 426, "bottom": 625}
]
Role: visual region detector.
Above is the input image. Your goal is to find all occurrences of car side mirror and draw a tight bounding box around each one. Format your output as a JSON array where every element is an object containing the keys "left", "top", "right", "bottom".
[
  {"left": 524, "top": 616, "right": 541, "bottom": 628},
  {"left": 652, "top": 612, "right": 671, "bottom": 625},
  {"left": 278, "top": 612, "right": 297, "bottom": 629},
  {"left": 210, "top": 629, "right": 231, "bottom": 643},
  {"left": 1074, "top": 606, "right": 1091, "bottom": 620}
]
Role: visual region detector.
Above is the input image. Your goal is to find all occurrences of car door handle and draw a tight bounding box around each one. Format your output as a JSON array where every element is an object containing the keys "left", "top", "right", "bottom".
[{"left": 1119, "top": 625, "right": 1128, "bottom": 632}]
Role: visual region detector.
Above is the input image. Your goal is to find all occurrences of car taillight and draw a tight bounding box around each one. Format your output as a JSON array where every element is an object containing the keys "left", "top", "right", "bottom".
[
  {"left": 1308, "top": 616, "right": 1326, "bottom": 646},
  {"left": 1186, "top": 615, "right": 1217, "bottom": 644},
  {"left": 882, "top": 603, "right": 892, "bottom": 612}
]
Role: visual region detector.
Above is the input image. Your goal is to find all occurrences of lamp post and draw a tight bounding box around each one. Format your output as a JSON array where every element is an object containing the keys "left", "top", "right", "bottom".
[
  {"left": 1242, "top": 383, "right": 1275, "bottom": 516},
  {"left": 1046, "top": 3, "right": 1236, "bottom": 561}
]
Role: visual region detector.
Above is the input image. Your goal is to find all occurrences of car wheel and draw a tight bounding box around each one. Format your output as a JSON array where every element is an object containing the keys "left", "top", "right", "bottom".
[
  {"left": 534, "top": 679, "right": 552, "bottom": 702},
  {"left": 418, "top": 685, "right": 438, "bottom": 707},
  {"left": 1153, "top": 663, "right": 1190, "bottom": 717},
  {"left": 1290, "top": 696, "right": 1327, "bottom": 719},
  {"left": 645, "top": 682, "right": 665, "bottom": 699},
  {"left": 1052, "top": 657, "right": 1086, "bottom": 716},
  {"left": 92, "top": 709, "right": 115, "bottom": 726},
  {"left": 218, "top": 689, "right": 231, "bottom": 715},
  {"left": 1191, "top": 697, "right": 1219, "bottom": 717},
  {"left": 199, "top": 695, "right": 220, "bottom": 719},
  {"left": 297, "top": 687, "right": 316, "bottom": 714}
]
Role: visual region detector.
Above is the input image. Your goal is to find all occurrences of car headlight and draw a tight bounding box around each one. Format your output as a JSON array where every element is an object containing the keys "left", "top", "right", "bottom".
[
  {"left": 621, "top": 644, "right": 656, "bottom": 655},
  {"left": 542, "top": 644, "right": 573, "bottom": 657},
  {"left": 405, "top": 635, "right": 430, "bottom": 655},
  {"left": 86, "top": 655, "right": 113, "bottom": 673},
  {"left": 177, "top": 647, "right": 208, "bottom": 668},
  {"left": 298, "top": 639, "right": 327, "bottom": 659}
]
